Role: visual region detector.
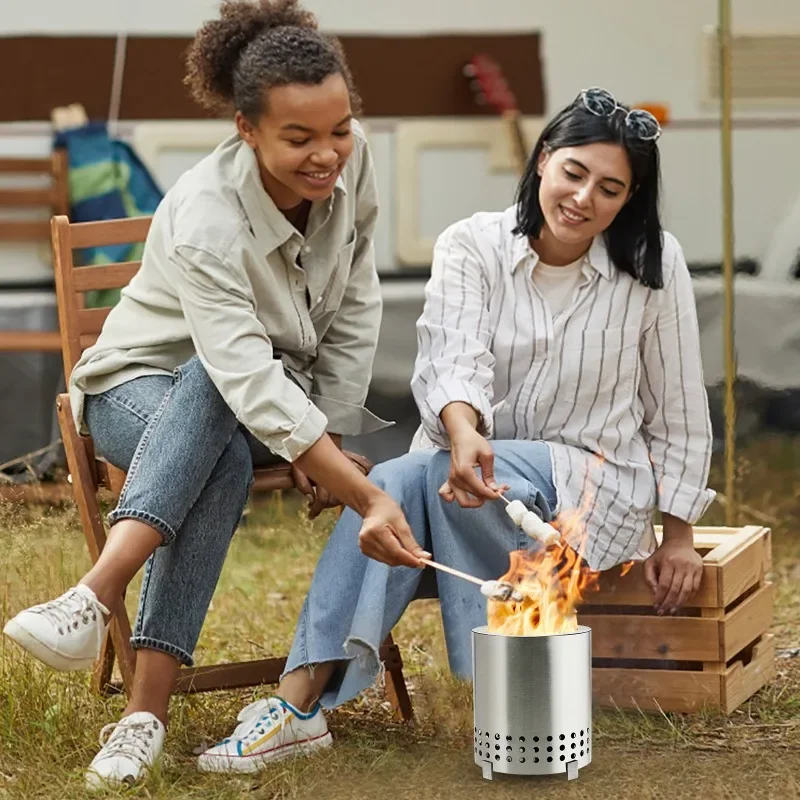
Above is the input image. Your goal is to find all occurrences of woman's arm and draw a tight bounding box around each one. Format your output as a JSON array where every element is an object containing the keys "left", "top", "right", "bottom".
[
  {"left": 294, "top": 434, "right": 428, "bottom": 568},
  {"left": 639, "top": 236, "right": 716, "bottom": 612},
  {"left": 412, "top": 222, "right": 501, "bottom": 506},
  {"left": 411, "top": 222, "right": 497, "bottom": 448},
  {"left": 639, "top": 238, "right": 715, "bottom": 522}
]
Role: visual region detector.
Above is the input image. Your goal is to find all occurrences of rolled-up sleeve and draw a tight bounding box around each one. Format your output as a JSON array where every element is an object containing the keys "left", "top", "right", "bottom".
[
  {"left": 311, "top": 139, "right": 385, "bottom": 436},
  {"left": 639, "top": 239, "right": 716, "bottom": 522},
  {"left": 411, "top": 222, "right": 496, "bottom": 449},
  {"left": 170, "top": 244, "right": 327, "bottom": 462}
]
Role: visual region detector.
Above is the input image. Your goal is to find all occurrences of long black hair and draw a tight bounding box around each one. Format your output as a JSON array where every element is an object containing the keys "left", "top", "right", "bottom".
[{"left": 513, "top": 95, "right": 664, "bottom": 289}]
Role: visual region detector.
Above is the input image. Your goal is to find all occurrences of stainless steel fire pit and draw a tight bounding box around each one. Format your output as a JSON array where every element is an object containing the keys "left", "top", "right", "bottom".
[{"left": 472, "top": 625, "right": 592, "bottom": 781}]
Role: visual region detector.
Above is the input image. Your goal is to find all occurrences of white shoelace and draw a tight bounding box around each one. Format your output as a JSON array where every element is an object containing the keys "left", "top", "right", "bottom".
[
  {"left": 31, "top": 587, "right": 108, "bottom": 636},
  {"left": 98, "top": 718, "right": 159, "bottom": 765},
  {"left": 225, "top": 698, "right": 287, "bottom": 744}
]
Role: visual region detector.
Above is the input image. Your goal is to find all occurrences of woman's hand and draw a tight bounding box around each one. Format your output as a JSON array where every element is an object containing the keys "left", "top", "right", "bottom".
[
  {"left": 291, "top": 435, "right": 425, "bottom": 567},
  {"left": 358, "top": 493, "right": 430, "bottom": 569},
  {"left": 293, "top": 437, "right": 371, "bottom": 520},
  {"left": 439, "top": 402, "right": 504, "bottom": 507},
  {"left": 644, "top": 514, "right": 702, "bottom": 614},
  {"left": 440, "top": 427, "right": 506, "bottom": 507}
]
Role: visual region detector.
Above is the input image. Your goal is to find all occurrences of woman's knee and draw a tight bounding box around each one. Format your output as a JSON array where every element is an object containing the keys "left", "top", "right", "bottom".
[{"left": 424, "top": 449, "right": 452, "bottom": 494}]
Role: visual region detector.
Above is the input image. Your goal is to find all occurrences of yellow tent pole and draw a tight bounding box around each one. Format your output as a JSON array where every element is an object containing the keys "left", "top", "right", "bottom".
[{"left": 719, "top": 0, "right": 737, "bottom": 525}]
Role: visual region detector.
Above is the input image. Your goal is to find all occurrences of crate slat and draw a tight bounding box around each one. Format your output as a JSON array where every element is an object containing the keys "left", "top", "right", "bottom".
[
  {"left": 587, "top": 562, "right": 719, "bottom": 608},
  {"left": 582, "top": 613, "right": 721, "bottom": 661},
  {"left": 593, "top": 634, "right": 776, "bottom": 714},
  {"left": 707, "top": 527, "right": 772, "bottom": 606},
  {"left": 722, "top": 634, "right": 776, "bottom": 714},
  {"left": 593, "top": 666, "right": 721, "bottom": 713},
  {"left": 722, "top": 583, "right": 774, "bottom": 661},
  {"left": 653, "top": 525, "right": 756, "bottom": 547}
]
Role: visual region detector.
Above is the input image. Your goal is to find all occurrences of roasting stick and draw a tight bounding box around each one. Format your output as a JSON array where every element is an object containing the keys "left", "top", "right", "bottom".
[
  {"left": 419, "top": 557, "right": 524, "bottom": 603},
  {"left": 419, "top": 557, "right": 484, "bottom": 588}
]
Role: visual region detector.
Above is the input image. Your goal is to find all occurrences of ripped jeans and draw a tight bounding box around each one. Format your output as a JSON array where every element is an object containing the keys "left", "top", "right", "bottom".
[
  {"left": 281, "top": 440, "right": 557, "bottom": 708},
  {"left": 83, "top": 356, "right": 284, "bottom": 666}
]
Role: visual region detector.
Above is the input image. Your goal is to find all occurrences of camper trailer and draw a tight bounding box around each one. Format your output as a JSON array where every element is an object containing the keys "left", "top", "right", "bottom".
[{"left": 1, "top": 0, "right": 799, "bottom": 462}]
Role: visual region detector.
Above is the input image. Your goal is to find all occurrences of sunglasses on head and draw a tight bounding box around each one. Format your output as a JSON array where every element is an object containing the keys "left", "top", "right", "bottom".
[{"left": 578, "top": 87, "right": 662, "bottom": 142}]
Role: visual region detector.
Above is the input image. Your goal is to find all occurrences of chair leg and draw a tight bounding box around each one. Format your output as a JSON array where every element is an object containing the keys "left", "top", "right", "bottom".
[
  {"left": 56, "top": 395, "right": 137, "bottom": 692},
  {"left": 381, "top": 633, "right": 414, "bottom": 722},
  {"left": 91, "top": 629, "right": 117, "bottom": 695}
]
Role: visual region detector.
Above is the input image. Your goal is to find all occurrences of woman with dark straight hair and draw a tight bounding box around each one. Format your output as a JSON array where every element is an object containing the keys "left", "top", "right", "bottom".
[{"left": 200, "top": 85, "right": 714, "bottom": 775}]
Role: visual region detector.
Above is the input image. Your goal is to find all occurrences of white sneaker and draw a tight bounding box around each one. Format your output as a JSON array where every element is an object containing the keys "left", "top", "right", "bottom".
[
  {"left": 86, "top": 712, "right": 165, "bottom": 790},
  {"left": 2, "top": 584, "right": 109, "bottom": 671},
  {"left": 197, "top": 697, "right": 332, "bottom": 774}
]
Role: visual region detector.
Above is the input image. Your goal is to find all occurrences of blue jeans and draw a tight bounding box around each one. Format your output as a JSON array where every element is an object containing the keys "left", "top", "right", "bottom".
[
  {"left": 84, "top": 356, "right": 283, "bottom": 666},
  {"left": 282, "top": 441, "right": 557, "bottom": 708}
]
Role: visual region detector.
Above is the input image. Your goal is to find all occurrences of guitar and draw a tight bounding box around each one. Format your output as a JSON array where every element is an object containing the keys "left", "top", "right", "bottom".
[{"left": 463, "top": 53, "right": 530, "bottom": 175}]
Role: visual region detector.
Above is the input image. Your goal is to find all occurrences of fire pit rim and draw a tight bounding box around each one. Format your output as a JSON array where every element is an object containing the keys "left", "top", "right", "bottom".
[{"left": 472, "top": 623, "right": 592, "bottom": 639}]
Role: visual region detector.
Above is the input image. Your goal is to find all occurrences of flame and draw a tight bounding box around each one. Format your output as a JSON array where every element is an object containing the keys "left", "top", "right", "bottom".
[
  {"left": 620, "top": 561, "right": 635, "bottom": 577},
  {"left": 487, "top": 501, "right": 601, "bottom": 636}
]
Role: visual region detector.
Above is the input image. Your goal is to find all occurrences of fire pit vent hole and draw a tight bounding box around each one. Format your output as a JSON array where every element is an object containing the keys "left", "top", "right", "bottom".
[{"left": 474, "top": 731, "right": 590, "bottom": 764}]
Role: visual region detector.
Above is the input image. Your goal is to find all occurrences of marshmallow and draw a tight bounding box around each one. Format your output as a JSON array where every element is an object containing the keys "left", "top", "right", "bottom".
[
  {"left": 521, "top": 511, "right": 561, "bottom": 546},
  {"left": 505, "top": 500, "right": 528, "bottom": 526},
  {"left": 481, "top": 580, "right": 524, "bottom": 603}
]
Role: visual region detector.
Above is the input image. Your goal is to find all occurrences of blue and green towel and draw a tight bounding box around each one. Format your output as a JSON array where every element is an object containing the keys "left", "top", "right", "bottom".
[{"left": 54, "top": 122, "right": 164, "bottom": 307}]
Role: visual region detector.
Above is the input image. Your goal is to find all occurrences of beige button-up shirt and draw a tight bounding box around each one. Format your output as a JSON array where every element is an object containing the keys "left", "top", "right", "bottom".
[
  {"left": 411, "top": 207, "right": 716, "bottom": 571},
  {"left": 70, "top": 121, "right": 388, "bottom": 461}
]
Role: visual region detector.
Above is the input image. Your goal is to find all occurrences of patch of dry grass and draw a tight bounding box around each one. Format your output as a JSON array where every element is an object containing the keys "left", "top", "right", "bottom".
[{"left": 0, "top": 435, "right": 798, "bottom": 799}]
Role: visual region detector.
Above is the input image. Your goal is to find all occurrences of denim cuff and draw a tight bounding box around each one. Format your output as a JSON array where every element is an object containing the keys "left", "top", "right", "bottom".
[
  {"left": 108, "top": 508, "right": 177, "bottom": 546},
  {"left": 131, "top": 635, "right": 194, "bottom": 668}
]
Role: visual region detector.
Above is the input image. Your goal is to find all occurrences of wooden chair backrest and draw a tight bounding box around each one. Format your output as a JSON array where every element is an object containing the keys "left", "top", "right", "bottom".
[
  {"left": 0, "top": 150, "right": 69, "bottom": 241},
  {"left": 51, "top": 214, "right": 152, "bottom": 381},
  {"left": 0, "top": 151, "right": 70, "bottom": 352}
]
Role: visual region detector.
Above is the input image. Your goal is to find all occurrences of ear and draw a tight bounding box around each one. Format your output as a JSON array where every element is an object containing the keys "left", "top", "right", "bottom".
[
  {"left": 235, "top": 111, "right": 257, "bottom": 149},
  {"left": 536, "top": 149, "right": 551, "bottom": 178}
]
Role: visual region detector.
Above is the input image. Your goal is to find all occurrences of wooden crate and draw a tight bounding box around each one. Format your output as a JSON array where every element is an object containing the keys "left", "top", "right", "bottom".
[{"left": 579, "top": 525, "right": 775, "bottom": 714}]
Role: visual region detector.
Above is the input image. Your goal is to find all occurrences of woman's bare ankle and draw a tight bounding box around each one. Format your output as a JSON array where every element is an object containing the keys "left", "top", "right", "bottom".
[
  {"left": 78, "top": 578, "right": 116, "bottom": 616},
  {"left": 278, "top": 662, "right": 338, "bottom": 712}
]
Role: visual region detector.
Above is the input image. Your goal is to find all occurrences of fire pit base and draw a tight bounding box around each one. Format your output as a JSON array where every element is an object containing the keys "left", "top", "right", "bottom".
[
  {"left": 480, "top": 756, "right": 581, "bottom": 781},
  {"left": 472, "top": 625, "right": 592, "bottom": 781}
]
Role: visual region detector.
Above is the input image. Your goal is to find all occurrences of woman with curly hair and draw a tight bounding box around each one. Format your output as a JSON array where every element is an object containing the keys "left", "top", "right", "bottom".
[{"left": 3, "top": 0, "right": 427, "bottom": 787}]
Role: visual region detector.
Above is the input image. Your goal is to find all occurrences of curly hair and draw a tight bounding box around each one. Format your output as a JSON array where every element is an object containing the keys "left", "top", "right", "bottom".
[{"left": 185, "top": 0, "right": 362, "bottom": 120}]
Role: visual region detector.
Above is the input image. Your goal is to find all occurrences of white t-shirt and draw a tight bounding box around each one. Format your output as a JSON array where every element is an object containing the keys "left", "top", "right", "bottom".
[{"left": 532, "top": 258, "right": 584, "bottom": 315}]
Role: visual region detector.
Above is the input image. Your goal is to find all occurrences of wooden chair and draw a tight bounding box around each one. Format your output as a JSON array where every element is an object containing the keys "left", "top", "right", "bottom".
[
  {"left": 0, "top": 151, "right": 69, "bottom": 353},
  {"left": 50, "top": 214, "right": 414, "bottom": 720}
]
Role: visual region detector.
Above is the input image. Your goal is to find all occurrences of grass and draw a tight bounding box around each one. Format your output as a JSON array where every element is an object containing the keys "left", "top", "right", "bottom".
[{"left": 0, "top": 434, "right": 799, "bottom": 799}]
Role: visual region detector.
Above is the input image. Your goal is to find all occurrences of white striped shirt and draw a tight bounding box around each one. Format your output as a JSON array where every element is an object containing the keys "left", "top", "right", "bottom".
[{"left": 410, "top": 206, "right": 716, "bottom": 571}]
